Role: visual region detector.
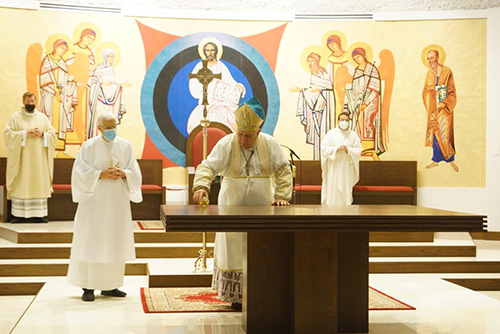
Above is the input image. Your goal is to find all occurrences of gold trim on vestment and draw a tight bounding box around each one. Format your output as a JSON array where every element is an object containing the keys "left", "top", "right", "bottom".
[{"left": 214, "top": 262, "right": 243, "bottom": 272}]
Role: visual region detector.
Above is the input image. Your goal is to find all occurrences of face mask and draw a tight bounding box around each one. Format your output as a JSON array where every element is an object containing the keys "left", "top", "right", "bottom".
[
  {"left": 339, "top": 120, "right": 349, "bottom": 130},
  {"left": 103, "top": 128, "right": 117, "bottom": 141},
  {"left": 25, "top": 104, "right": 35, "bottom": 112}
]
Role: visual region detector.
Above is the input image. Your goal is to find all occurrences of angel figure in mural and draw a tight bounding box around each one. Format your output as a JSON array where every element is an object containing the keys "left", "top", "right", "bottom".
[
  {"left": 422, "top": 46, "right": 458, "bottom": 172},
  {"left": 39, "top": 39, "right": 79, "bottom": 152},
  {"left": 65, "top": 24, "right": 100, "bottom": 144},
  {"left": 87, "top": 47, "right": 132, "bottom": 139},
  {"left": 25, "top": 34, "right": 78, "bottom": 155},
  {"left": 291, "top": 50, "right": 334, "bottom": 160},
  {"left": 344, "top": 44, "right": 394, "bottom": 161},
  {"left": 187, "top": 38, "right": 246, "bottom": 134},
  {"left": 323, "top": 31, "right": 355, "bottom": 122}
]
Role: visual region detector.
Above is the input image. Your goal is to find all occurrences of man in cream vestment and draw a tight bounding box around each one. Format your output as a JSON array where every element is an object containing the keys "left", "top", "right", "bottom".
[
  {"left": 67, "top": 111, "right": 142, "bottom": 302},
  {"left": 192, "top": 97, "right": 292, "bottom": 309},
  {"left": 321, "top": 112, "right": 362, "bottom": 205},
  {"left": 4, "top": 92, "right": 56, "bottom": 223}
]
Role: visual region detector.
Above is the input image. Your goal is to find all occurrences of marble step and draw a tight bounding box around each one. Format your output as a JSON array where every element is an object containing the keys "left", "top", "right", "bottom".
[
  {"left": 147, "top": 261, "right": 500, "bottom": 287},
  {"left": 144, "top": 257, "right": 500, "bottom": 287}
]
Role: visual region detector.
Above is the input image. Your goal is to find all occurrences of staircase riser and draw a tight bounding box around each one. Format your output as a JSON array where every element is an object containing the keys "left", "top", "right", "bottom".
[
  {"left": 370, "top": 232, "right": 434, "bottom": 242},
  {"left": 370, "top": 262, "right": 500, "bottom": 273},
  {"left": 0, "top": 263, "right": 147, "bottom": 276},
  {"left": 0, "top": 282, "right": 44, "bottom": 295},
  {"left": 0, "top": 248, "right": 214, "bottom": 259},
  {"left": 15, "top": 232, "right": 216, "bottom": 244},
  {"left": 369, "top": 246, "right": 476, "bottom": 257},
  {"left": 0, "top": 246, "right": 470, "bottom": 259},
  {"left": 444, "top": 278, "right": 500, "bottom": 291}
]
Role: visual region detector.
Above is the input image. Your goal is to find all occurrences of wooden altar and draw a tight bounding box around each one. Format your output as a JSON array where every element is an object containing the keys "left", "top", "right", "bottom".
[{"left": 160, "top": 204, "right": 486, "bottom": 333}]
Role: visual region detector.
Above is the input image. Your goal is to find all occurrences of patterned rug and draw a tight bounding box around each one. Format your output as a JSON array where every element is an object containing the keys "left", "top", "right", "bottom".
[
  {"left": 137, "top": 221, "right": 164, "bottom": 230},
  {"left": 140, "top": 287, "right": 415, "bottom": 313}
]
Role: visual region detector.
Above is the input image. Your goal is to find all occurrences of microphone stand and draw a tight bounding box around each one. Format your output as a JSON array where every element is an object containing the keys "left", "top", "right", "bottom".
[{"left": 281, "top": 145, "right": 302, "bottom": 205}]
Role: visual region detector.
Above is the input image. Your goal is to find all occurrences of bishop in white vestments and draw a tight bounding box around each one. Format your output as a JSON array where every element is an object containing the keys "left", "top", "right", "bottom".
[
  {"left": 67, "top": 111, "right": 142, "bottom": 302},
  {"left": 321, "top": 112, "right": 362, "bottom": 205},
  {"left": 192, "top": 97, "right": 292, "bottom": 309}
]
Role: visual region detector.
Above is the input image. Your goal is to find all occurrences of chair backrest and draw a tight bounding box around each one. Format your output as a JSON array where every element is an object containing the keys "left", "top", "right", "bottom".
[
  {"left": 0, "top": 157, "right": 6, "bottom": 185},
  {"left": 137, "top": 159, "right": 163, "bottom": 186},
  {"left": 186, "top": 123, "right": 232, "bottom": 167}
]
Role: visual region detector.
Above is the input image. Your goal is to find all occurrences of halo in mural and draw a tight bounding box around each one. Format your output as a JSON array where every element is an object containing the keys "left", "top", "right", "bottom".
[
  {"left": 301, "top": 45, "right": 329, "bottom": 72},
  {"left": 322, "top": 30, "right": 348, "bottom": 53},
  {"left": 141, "top": 31, "right": 280, "bottom": 167},
  {"left": 347, "top": 42, "right": 374, "bottom": 68},
  {"left": 421, "top": 44, "right": 446, "bottom": 68},
  {"left": 95, "top": 41, "right": 122, "bottom": 67},
  {"left": 44, "top": 33, "right": 74, "bottom": 60},
  {"left": 72, "top": 22, "right": 101, "bottom": 46},
  {"left": 197, "top": 37, "right": 224, "bottom": 60}
]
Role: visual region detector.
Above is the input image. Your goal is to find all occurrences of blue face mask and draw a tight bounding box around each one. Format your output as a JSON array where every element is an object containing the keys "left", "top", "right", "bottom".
[{"left": 103, "top": 128, "right": 117, "bottom": 141}]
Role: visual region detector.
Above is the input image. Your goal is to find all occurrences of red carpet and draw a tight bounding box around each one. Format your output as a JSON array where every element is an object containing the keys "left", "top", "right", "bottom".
[
  {"left": 140, "top": 287, "right": 415, "bottom": 313},
  {"left": 137, "top": 221, "right": 164, "bottom": 230}
]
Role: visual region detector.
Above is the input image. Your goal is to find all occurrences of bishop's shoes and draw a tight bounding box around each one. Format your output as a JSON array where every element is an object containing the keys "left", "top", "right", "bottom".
[{"left": 82, "top": 288, "right": 127, "bottom": 301}]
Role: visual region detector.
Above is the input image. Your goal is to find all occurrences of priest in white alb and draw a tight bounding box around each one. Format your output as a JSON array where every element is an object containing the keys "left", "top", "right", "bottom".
[
  {"left": 4, "top": 92, "right": 56, "bottom": 223},
  {"left": 321, "top": 112, "right": 362, "bottom": 205},
  {"left": 192, "top": 97, "right": 292, "bottom": 310},
  {"left": 67, "top": 111, "right": 142, "bottom": 302}
]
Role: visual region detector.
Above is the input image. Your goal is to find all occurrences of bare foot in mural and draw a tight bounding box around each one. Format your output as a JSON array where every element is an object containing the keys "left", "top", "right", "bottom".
[
  {"left": 425, "top": 162, "right": 439, "bottom": 169},
  {"left": 449, "top": 162, "right": 459, "bottom": 172}
]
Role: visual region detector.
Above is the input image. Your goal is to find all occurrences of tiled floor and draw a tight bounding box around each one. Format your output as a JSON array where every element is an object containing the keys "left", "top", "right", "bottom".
[{"left": 1, "top": 223, "right": 500, "bottom": 333}]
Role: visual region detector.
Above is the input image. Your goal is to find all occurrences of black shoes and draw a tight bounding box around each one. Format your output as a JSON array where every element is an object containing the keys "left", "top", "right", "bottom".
[
  {"left": 230, "top": 302, "right": 242, "bottom": 310},
  {"left": 10, "top": 217, "right": 48, "bottom": 223},
  {"left": 82, "top": 289, "right": 95, "bottom": 302},
  {"left": 101, "top": 288, "right": 127, "bottom": 297},
  {"left": 10, "top": 217, "right": 24, "bottom": 223},
  {"left": 81, "top": 288, "right": 126, "bottom": 301},
  {"left": 28, "top": 217, "right": 48, "bottom": 223}
]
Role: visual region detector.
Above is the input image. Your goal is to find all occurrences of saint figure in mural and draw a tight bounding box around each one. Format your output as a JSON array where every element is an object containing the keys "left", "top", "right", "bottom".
[
  {"left": 291, "top": 52, "right": 334, "bottom": 160},
  {"left": 87, "top": 48, "right": 131, "bottom": 139},
  {"left": 39, "top": 39, "right": 78, "bottom": 151},
  {"left": 344, "top": 47, "right": 386, "bottom": 160},
  {"left": 187, "top": 39, "right": 246, "bottom": 133},
  {"left": 422, "top": 47, "right": 458, "bottom": 172}
]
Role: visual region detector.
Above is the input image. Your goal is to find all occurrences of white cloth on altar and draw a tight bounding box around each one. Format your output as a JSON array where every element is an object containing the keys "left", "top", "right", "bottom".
[
  {"left": 321, "top": 127, "right": 362, "bottom": 205},
  {"left": 67, "top": 135, "right": 142, "bottom": 290}
]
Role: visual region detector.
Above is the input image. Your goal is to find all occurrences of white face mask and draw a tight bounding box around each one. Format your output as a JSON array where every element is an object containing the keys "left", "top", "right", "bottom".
[{"left": 339, "top": 120, "right": 349, "bottom": 130}]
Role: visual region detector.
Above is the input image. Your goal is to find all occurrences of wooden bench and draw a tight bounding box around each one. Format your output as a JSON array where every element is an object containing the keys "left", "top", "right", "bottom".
[
  {"left": 293, "top": 160, "right": 417, "bottom": 205},
  {"left": 1, "top": 157, "right": 165, "bottom": 221}
]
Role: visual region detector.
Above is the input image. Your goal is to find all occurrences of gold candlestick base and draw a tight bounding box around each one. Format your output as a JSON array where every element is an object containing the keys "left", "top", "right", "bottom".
[{"left": 193, "top": 232, "right": 213, "bottom": 273}]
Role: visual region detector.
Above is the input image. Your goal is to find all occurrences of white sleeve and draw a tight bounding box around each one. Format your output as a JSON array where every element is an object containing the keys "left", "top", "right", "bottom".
[
  {"left": 122, "top": 141, "right": 143, "bottom": 203},
  {"left": 71, "top": 143, "right": 102, "bottom": 203},
  {"left": 200, "top": 135, "right": 232, "bottom": 176}
]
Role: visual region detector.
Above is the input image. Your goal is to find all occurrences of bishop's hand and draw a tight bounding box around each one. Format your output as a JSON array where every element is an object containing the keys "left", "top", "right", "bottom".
[{"left": 193, "top": 189, "right": 209, "bottom": 205}]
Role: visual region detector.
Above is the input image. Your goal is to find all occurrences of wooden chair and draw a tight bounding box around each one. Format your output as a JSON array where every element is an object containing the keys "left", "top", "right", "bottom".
[
  {"left": 186, "top": 123, "right": 232, "bottom": 204},
  {"left": 0, "top": 157, "right": 165, "bottom": 221}
]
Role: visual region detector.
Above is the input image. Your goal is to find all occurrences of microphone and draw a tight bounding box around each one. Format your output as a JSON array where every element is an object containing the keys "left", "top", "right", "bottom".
[{"left": 280, "top": 144, "right": 301, "bottom": 161}]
